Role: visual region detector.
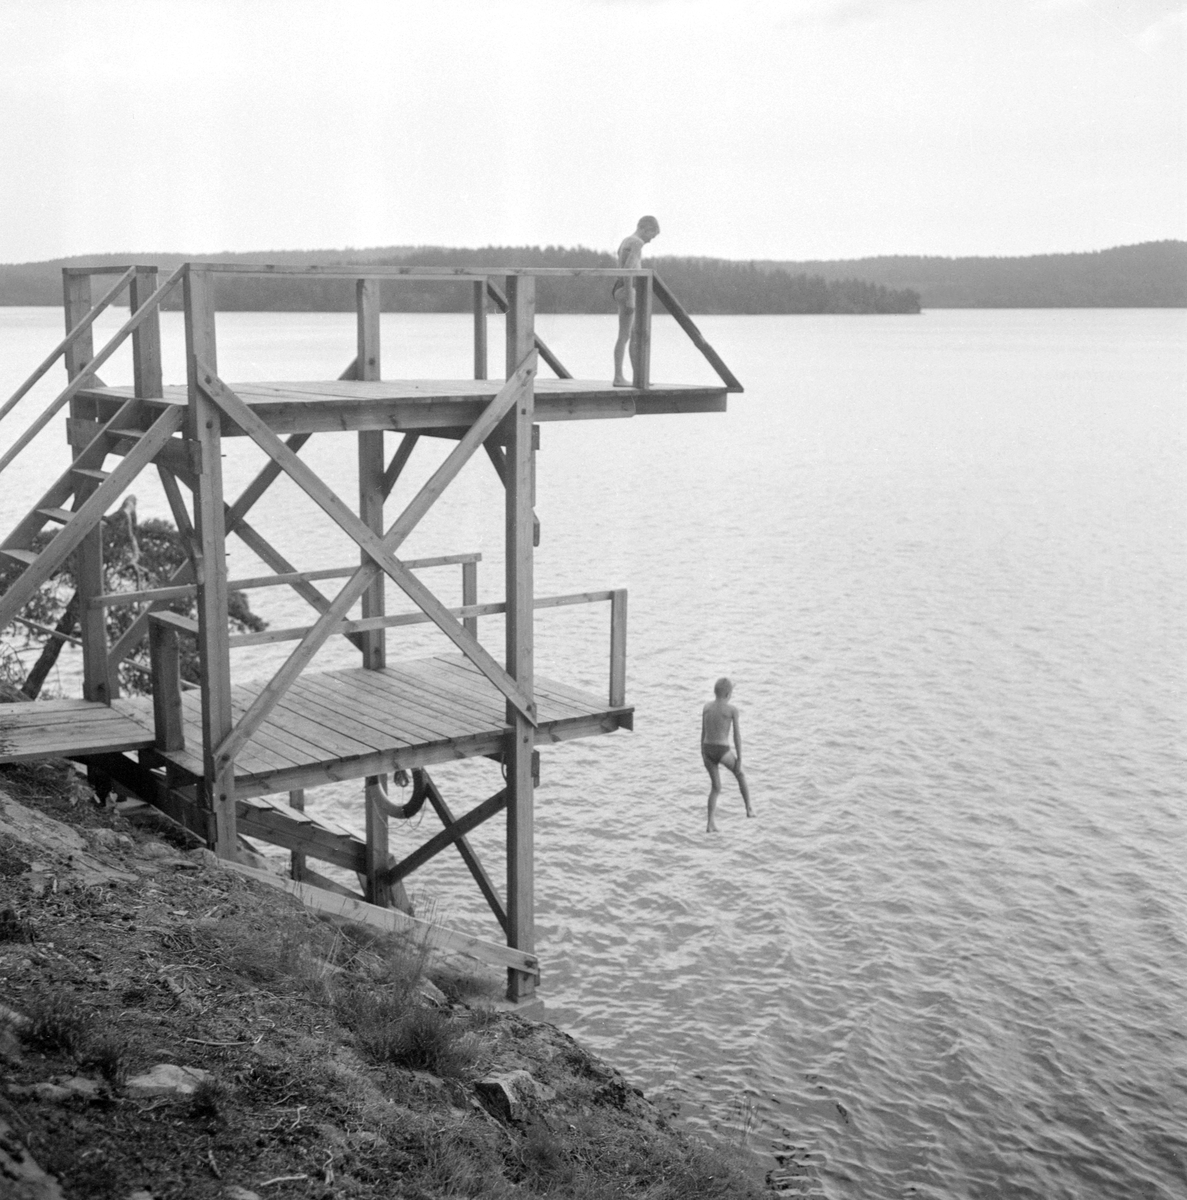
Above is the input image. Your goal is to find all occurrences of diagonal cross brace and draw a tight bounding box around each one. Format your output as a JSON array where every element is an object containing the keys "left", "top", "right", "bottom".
[
  {"left": 106, "top": 433, "right": 361, "bottom": 673},
  {"left": 417, "top": 769, "right": 508, "bottom": 935},
  {"left": 383, "top": 785, "right": 508, "bottom": 895},
  {"left": 108, "top": 356, "right": 358, "bottom": 673},
  {"left": 199, "top": 354, "right": 538, "bottom": 771}
]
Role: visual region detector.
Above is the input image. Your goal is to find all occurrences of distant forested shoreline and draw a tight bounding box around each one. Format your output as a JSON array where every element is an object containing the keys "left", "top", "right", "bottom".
[
  {"left": 0, "top": 246, "right": 919, "bottom": 314},
  {"left": 760, "top": 241, "right": 1186, "bottom": 308},
  {"left": 0, "top": 240, "right": 1181, "bottom": 312}
]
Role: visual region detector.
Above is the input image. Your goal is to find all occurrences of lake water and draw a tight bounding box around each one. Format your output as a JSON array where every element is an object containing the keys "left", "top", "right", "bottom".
[{"left": 2, "top": 306, "right": 1185, "bottom": 1198}]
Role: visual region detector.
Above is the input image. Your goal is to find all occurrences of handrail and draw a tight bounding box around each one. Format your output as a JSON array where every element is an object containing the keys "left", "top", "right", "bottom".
[
  {"left": 147, "top": 585, "right": 628, "bottom": 754},
  {"left": 224, "top": 587, "right": 618, "bottom": 647},
  {"left": 0, "top": 266, "right": 184, "bottom": 474},
  {"left": 651, "top": 271, "right": 743, "bottom": 393},
  {"left": 0, "top": 266, "right": 136, "bottom": 427},
  {"left": 180, "top": 262, "right": 653, "bottom": 279},
  {"left": 90, "top": 552, "right": 483, "bottom": 608},
  {"left": 9, "top": 614, "right": 159, "bottom": 682}
]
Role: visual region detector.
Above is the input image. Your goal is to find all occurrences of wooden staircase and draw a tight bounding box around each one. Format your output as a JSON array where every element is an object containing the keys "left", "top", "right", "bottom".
[{"left": 0, "top": 401, "right": 184, "bottom": 637}]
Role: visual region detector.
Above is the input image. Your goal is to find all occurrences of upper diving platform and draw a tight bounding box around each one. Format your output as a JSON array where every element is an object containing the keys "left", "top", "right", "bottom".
[{"left": 74, "top": 375, "right": 728, "bottom": 435}]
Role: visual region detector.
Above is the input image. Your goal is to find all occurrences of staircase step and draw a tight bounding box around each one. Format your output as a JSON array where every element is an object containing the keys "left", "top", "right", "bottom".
[
  {"left": 72, "top": 467, "right": 111, "bottom": 482},
  {"left": 108, "top": 428, "right": 147, "bottom": 441},
  {"left": 1, "top": 548, "right": 38, "bottom": 566},
  {"left": 37, "top": 507, "right": 74, "bottom": 525}
]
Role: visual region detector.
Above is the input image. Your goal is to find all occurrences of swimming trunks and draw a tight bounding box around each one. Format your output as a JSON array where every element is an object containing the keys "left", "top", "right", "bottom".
[
  {"left": 612, "top": 278, "right": 635, "bottom": 309},
  {"left": 702, "top": 743, "right": 731, "bottom": 765}
]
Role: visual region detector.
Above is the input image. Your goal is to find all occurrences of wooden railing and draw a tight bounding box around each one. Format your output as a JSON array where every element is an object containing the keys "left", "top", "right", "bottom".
[
  {"left": 146, "top": 581, "right": 628, "bottom": 754},
  {"left": 0, "top": 260, "right": 739, "bottom": 479},
  {"left": 0, "top": 266, "right": 181, "bottom": 473}
]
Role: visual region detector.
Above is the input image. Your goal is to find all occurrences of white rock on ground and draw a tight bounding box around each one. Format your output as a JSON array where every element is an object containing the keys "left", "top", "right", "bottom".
[
  {"left": 474, "top": 1069, "right": 557, "bottom": 1123},
  {"left": 124, "top": 1063, "right": 212, "bottom": 1097},
  {"left": 8, "top": 1076, "right": 104, "bottom": 1103}
]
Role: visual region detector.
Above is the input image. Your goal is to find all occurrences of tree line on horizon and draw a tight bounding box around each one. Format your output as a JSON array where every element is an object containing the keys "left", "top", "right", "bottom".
[
  {"left": 0, "top": 240, "right": 1181, "bottom": 310},
  {"left": 0, "top": 246, "right": 921, "bottom": 314}
]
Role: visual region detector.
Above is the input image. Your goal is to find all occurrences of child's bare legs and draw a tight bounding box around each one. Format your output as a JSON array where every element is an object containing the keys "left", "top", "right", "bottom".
[
  {"left": 704, "top": 749, "right": 753, "bottom": 830},
  {"left": 732, "top": 762, "right": 754, "bottom": 817},
  {"left": 613, "top": 304, "right": 634, "bottom": 386},
  {"left": 704, "top": 756, "right": 722, "bottom": 832}
]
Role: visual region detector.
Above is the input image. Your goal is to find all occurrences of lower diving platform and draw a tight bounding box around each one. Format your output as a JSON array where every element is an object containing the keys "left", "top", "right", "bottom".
[{"left": 0, "top": 654, "right": 632, "bottom": 798}]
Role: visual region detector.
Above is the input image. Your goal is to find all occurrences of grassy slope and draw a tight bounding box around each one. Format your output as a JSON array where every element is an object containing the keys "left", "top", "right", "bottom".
[{"left": 0, "top": 759, "right": 777, "bottom": 1199}]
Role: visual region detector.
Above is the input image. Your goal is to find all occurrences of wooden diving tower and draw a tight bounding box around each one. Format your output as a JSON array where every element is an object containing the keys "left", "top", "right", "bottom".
[{"left": 0, "top": 262, "right": 741, "bottom": 1002}]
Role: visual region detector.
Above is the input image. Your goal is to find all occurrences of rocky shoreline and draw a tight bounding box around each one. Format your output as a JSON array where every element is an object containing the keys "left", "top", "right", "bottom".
[{"left": 0, "top": 759, "right": 777, "bottom": 1199}]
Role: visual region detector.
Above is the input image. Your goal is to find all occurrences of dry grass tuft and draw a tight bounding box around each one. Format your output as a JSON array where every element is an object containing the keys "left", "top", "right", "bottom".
[
  {"left": 79, "top": 1033, "right": 130, "bottom": 1087},
  {"left": 336, "top": 987, "right": 482, "bottom": 1079},
  {"left": 189, "top": 1076, "right": 228, "bottom": 1120},
  {"left": 22, "top": 995, "right": 92, "bottom": 1057}
]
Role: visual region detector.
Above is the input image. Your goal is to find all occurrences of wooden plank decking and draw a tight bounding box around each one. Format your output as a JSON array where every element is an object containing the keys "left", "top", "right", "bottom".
[
  {"left": 139, "top": 654, "right": 631, "bottom": 798},
  {"left": 77, "top": 378, "right": 727, "bottom": 435},
  {"left": 0, "top": 655, "right": 631, "bottom": 792},
  {"left": 0, "top": 697, "right": 153, "bottom": 762}
]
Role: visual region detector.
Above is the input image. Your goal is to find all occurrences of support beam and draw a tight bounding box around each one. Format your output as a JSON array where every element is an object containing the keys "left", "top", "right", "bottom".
[
  {"left": 130, "top": 267, "right": 163, "bottom": 399},
  {"left": 364, "top": 775, "right": 391, "bottom": 907},
  {"left": 651, "top": 271, "right": 743, "bottom": 392},
  {"left": 381, "top": 433, "right": 419, "bottom": 499},
  {"left": 419, "top": 773, "right": 508, "bottom": 935},
  {"left": 184, "top": 267, "right": 237, "bottom": 859},
  {"left": 289, "top": 789, "right": 307, "bottom": 881},
  {"left": 609, "top": 588, "right": 628, "bottom": 707},
  {"left": 473, "top": 279, "right": 488, "bottom": 380},
  {"left": 148, "top": 614, "right": 184, "bottom": 752},
  {"left": 106, "top": 432, "right": 371, "bottom": 676},
  {"left": 63, "top": 272, "right": 110, "bottom": 707},
  {"left": 386, "top": 785, "right": 507, "bottom": 889},
  {"left": 631, "top": 273, "right": 652, "bottom": 390},
  {"left": 357, "top": 276, "right": 385, "bottom": 672},
  {"left": 462, "top": 558, "right": 478, "bottom": 641},
  {"left": 503, "top": 273, "right": 537, "bottom": 1002},
  {"left": 484, "top": 440, "right": 540, "bottom": 547},
  {"left": 223, "top": 859, "right": 539, "bottom": 977}
]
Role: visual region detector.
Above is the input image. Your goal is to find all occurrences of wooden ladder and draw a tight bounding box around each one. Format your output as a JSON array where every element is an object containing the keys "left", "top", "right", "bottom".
[{"left": 0, "top": 401, "right": 185, "bottom": 635}]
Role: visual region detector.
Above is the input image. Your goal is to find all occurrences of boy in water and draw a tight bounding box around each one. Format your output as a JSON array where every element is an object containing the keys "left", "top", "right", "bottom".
[
  {"left": 612, "top": 215, "right": 660, "bottom": 387},
  {"left": 702, "top": 677, "right": 754, "bottom": 832}
]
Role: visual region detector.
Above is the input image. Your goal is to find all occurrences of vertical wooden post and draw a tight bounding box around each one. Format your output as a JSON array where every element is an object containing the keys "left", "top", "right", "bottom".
[
  {"left": 357, "top": 280, "right": 385, "bottom": 672},
  {"left": 289, "top": 789, "right": 306, "bottom": 881},
  {"left": 473, "top": 279, "right": 488, "bottom": 380},
  {"left": 184, "top": 267, "right": 237, "bottom": 859},
  {"left": 462, "top": 558, "right": 478, "bottom": 641},
  {"left": 631, "top": 273, "right": 652, "bottom": 389},
  {"left": 63, "top": 272, "right": 112, "bottom": 706},
  {"left": 130, "top": 267, "right": 163, "bottom": 398},
  {"left": 62, "top": 272, "right": 94, "bottom": 384},
  {"left": 356, "top": 277, "right": 393, "bottom": 905},
  {"left": 148, "top": 617, "right": 184, "bottom": 752},
  {"left": 364, "top": 776, "right": 389, "bottom": 905},
  {"left": 609, "top": 588, "right": 628, "bottom": 707},
  {"left": 504, "top": 274, "right": 536, "bottom": 1003}
]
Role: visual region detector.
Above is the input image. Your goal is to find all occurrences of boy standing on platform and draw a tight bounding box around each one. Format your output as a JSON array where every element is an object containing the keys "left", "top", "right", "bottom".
[
  {"left": 612, "top": 215, "right": 660, "bottom": 387},
  {"left": 701, "top": 677, "right": 754, "bottom": 832}
]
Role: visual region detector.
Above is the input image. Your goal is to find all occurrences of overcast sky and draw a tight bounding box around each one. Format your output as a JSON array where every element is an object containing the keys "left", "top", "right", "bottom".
[{"left": 1, "top": 0, "right": 1183, "bottom": 264}]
